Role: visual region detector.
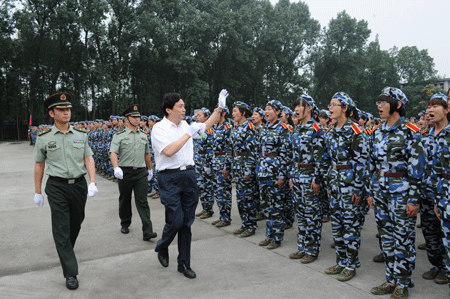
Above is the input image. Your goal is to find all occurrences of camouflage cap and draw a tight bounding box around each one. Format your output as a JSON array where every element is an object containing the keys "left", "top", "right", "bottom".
[
  {"left": 282, "top": 106, "right": 293, "bottom": 116},
  {"left": 200, "top": 107, "right": 211, "bottom": 117},
  {"left": 429, "top": 93, "right": 448, "bottom": 104},
  {"left": 253, "top": 107, "right": 264, "bottom": 116},
  {"left": 233, "top": 101, "right": 251, "bottom": 111},
  {"left": 140, "top": 115, "right": 148, "bottom": 121},
  {"left": 266, "top": 100, "right": 283, "bottom": 111},
  {"left": 332, "top": 92, "right": 353, "bottom": 108},
  {"left": 380, "top": 87, "right": 409, "bottom": 106}
]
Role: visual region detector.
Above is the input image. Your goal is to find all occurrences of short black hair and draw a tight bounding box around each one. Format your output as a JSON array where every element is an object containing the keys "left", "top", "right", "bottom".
[
  {"left": 378, "top": 95, "right": 406, "bottom": 117},
  {"left": 162, "top": 93, "right": 182, "bottom": 117}
]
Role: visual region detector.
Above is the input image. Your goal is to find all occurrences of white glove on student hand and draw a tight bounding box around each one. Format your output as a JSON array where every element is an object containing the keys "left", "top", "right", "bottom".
[
  {"left": 147, "top": 169, "right": 153, "bottom": 181},
  {"left": 88, "top": 183, "right": 98, "bottom": 197},
  {"left": 34, "top": 193, "right": 44, "bottom": 207},
  {"left": 114, "top": 167, "right": 123, "bottom": 179},
  {"left": 218, "top": 89, "right": 229, "bottom": 109},
  {"left": 188, "top": 122, "right": 205, "bottom": 137}
]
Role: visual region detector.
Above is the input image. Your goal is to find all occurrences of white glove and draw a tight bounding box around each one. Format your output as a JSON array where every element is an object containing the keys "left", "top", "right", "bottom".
[
  {"left": 187, "top": 122, "right": 205, "bottom": 137},
  {"left": 114, "top": 167, "right": 123, "bottom": 179},
  {"left": 88, "top": 183, "right": 98, "bottom": 197},
  {"left": 218, "top": 89, "right": 229, "bottom": 109},
  {"left": 147, "top": 169, "right": 153, "bottom": 181},
  {"left": 204, "top": 167, "right": 211, "bottom": 175},
  {"left": 34, "top": 193, "right": 44, "bottom": 207}
]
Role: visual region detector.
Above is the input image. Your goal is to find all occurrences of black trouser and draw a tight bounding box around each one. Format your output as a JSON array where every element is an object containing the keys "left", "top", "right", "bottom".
[
  {"left": 154, "top": 169, "right": 198, "bottom": 268},
  {"left": 45, "top": 176, "right": 87, "bottom": 278},
  {"left": 118, "top": 167, "right": 153, "bottom": 234}
]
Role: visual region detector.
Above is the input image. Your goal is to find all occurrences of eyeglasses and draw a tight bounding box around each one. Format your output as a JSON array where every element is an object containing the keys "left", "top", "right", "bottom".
[
  {"left": 327, "top": 104, "right": 343, "bottom": 108},
  {"left": 376, "top": 101, "right": 388, "bottom": 107}
]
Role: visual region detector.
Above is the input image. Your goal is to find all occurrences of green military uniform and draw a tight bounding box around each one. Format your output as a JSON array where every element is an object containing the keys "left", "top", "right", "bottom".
[
  {"left": 33, "top": 92, "right": 94, "bottom": 279},
  {"left": 109, "top": 104, "right": 155, "bottom": 237}
]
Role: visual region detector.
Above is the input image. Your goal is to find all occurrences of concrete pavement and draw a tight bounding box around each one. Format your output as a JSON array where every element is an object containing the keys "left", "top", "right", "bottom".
[{"left": 0, "top": 141, "right": 447, "bottom": 298}]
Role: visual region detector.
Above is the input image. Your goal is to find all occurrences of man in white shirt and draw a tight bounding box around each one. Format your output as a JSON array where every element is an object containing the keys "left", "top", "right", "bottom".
[{"left": 151, "top": 90, "right": 228, "bottom": 279}]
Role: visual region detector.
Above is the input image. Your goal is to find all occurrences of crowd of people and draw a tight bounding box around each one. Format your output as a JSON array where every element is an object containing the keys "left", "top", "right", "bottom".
[{"left": 31, "top": 86, "right": 450, "bottom": 298}]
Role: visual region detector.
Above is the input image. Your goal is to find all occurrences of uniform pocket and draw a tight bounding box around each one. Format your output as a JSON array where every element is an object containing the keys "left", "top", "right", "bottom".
[{"left": 46, "top": 145, "right": 62, "bottom": 163}]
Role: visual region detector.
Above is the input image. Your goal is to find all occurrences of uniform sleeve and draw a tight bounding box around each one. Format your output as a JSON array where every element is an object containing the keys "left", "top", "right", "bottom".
[
  {"left": 287, "top": 132, "right": 295, "bottom": 179},
  {"left": 407, "top": 131, "right": 426, "bottom": 205},
  {"left": 350, "top": 131, "right": 368, "bottom": 196},
  {"left": 109, "top": 134, "right": 120, "bottom": 154},
  {"left": 277, "top": 129, "right": 290, "bottom": 180},
  {"left": 32, "top": 135, "right": 46, "bottom": 162},
  {"left": 244, "top": 128, "right": 257, "bottom": 176},
  {"left": 313, "top": 129, "right": 328, "bottom": 184}
]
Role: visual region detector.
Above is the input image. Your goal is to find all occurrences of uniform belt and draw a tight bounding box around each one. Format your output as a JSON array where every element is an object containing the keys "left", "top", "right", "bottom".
[
  {"left": 159, "top": 165, "right": 194, "bottom": 173},
  {"left": 332, "top": 164, "right": 352, "bottom": 170},
  {"left": 121, "top": 166, "right": 146, "bottom": 170},
  {"left": 234, "top": 152, "right": 246, "bottom": 156},
  {"left": 214, "top": 152, "right": 226, "bottom": 156},
  {"left": 49, "top": 175, "right": 84, "bottom": 184},
  {"left": 440, "top": 173, "right": 450, "bottom": 180},
  {"left": 293, "top": 162, "right": 315, "bottom": 168},
  {"left": 198, "top": 151, "right": 207, "bottom": 154},
  {"left": 263, "top": 152, "right": 279, "bottom": 157},
  {"left": 376, "top": 169, "right": 407, "bottom": 178}
]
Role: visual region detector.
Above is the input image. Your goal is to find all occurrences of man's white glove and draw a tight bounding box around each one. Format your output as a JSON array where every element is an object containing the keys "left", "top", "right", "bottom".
[
  {"left": 187, "top": 122, "right": 205, "bottom": 137},
  {"left": 88, "top": 183, "right": 98, "bottom": 197},
  {"left": 204, "top": 167, "right": 211, "bottom": 175},
  {"left": 148, "top": 169, "right": 153, "bottom": 181},
  {"left": 218, "top": 89, "right": 229, "bottom": 109},
  {"left": 114, "top": 167, "right": 123, "bottom": 179},
  {"left": 34, "top": 193, "right": 44, "bottom": 207}
]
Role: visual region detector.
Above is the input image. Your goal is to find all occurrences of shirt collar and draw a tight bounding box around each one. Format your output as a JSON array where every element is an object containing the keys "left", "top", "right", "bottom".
[{"left": 52, "top": 125, "right": 74, "bottom": 134}]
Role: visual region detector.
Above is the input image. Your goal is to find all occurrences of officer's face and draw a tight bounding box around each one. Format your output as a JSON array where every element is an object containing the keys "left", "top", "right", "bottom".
[
  {"left": 49, "top": 108, "right": 71, "bottom": 123},
  {"left": 127, "top": 116, "right": 140, "bottom": 128}
]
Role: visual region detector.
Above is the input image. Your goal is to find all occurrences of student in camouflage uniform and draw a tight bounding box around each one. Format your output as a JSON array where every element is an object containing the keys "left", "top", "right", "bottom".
[
  {"left": 210, "top": 106, "right": 233, "bottom": 227},
  {"left": 288, "top": 95, "right": 327, "bottom": 263},
  {"left": 367, "top": 87, "right": 425, "bottom": 299},
  {"left": 147, "top": 115, "right": 160, "bottom": 198},
  {"left": 425, "top": 93, "right": 450, "bottom": 289},
  {"left": 194, "top": 108, "right": 215, "bottom": 219},
  {"left": 256, "top": 100, "right": 290, "bottom": 249},
  {"left": 252, "top": 107, "right": 266, "bottom": 221},
  {"left": 323, "top": 92, "right": 367, "bottom": 282},
  {"left": 225, "top": 101, "right": 258, "bottom": 238}
]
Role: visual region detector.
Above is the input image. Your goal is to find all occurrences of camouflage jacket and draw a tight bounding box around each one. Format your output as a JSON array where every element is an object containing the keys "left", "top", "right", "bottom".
[
  {"left": 212, "top": 121, "right": 233, "bottom": 171},
  {"left": 367, "top": 117, "right": 425, "bottom": 205},
  {"left": 227, "top": 119, "right": 257, "bottom": 176},
  {"left": 256, "top": 119, "right": 290, "bottom": 180},
  {"left": 194, "top": 128, "right": 214, "bottom": 168},
  {"left": 288, "top": 118, "right": 328, "bottom": 184},
  {"left": 429, "top": 124, "right": 450, "bottom": 212},
  {"left": 324, "top": 119, "right": 368, "bottom": 196}
]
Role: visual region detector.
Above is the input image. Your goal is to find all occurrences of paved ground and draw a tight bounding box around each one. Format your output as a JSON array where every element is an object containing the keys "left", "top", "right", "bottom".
[{"left": 0, "top": 141, "right": 447, "bottom": 298}]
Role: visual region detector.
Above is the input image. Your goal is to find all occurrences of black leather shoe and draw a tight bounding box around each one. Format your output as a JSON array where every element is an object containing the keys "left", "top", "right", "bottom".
[
  {"left": 178, "top": 264, "right": 196, "bottom": 279},
  {"left": 143, "top": 232, "right": 157, "bottom": 241},
  {"left": 66, "top": 276, "right": 78, "bottom": 290},
  {"left": 121, "top": 227, "right": 129, "bottom": 234},
  {"left": 157, "top": 250, "right": 169, "bottom": 267}
]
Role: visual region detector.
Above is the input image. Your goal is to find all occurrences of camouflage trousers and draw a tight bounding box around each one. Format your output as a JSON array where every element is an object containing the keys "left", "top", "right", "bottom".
[
  {"left": 292, "top": 179, "right": 323, "bottom": 257},
  {"left": 213, "top": 169, "right": 232, "bottom": 222},
  {"left": 148, "top": 171, "right": 159, "bottom": 194},
  {"left": 235, "top": 175, "right": 257, "bottom": 232},
  {"left": 329, "top": 185, "right": 362, "bottom": 269},
  {"left": 439, "top": 212, "right": 450, "bottom": 296},
  {"left": 254, "top": 178, "right": 262, "bottom": 214},
  {"left": 196, "top": 164, "right": 214, "bottom": 214},
  {"left": 358, "top": 196, "right": 369, "bottom": 228},
  {"left": 319, "top": 185, "right": 330, "bottom": 218},
  {"left": 281, "top": 184, "right": 295, "bottom": 227},
  {"left": 420, "top": 195, "right": 446, "bottom": 273},
  {"left": 259, "top": 177, "right": 284, "bottom": 242},
  {"left": 373, "top": 191, "right": 416, "bottom": 288}
]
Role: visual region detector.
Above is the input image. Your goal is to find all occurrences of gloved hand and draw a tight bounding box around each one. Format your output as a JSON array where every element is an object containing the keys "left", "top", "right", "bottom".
[
  {"left": 147, "top": 169, "right": 153, "bottom": 181},
  {"left": 88, "top": 183, "right": 98, "bottom": 197},
  {"left": 218, "top": 89, "right": 229, "bottom": 109},
  {"left": 204, "top": 167, "right": 211, "bottom": 175},
  {"left": 34, "top": 193, "right": 44, "bottom": 207},
  {"left": 114, "top": 167, "right": 123, "bottom": 179},
  {"left": 187, "top": 122, "right": 205, "bottom": 137}
]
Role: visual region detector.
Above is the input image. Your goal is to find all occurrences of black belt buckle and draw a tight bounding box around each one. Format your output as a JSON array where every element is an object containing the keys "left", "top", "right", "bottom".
[{"left": 133, "top": 167, "right": 137, "bottom": 170}]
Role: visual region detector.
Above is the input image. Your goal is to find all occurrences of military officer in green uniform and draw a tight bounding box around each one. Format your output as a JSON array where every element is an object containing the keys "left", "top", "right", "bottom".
[
  {"left": 33, "top": 92, "right": 98, "bottom": 290},
  {"left": 110, "top": 104, "right": 157, "bottom": 241}
]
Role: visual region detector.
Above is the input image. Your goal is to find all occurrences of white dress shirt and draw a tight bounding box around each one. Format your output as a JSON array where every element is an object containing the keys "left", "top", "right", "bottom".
[{"left": 151, "top": 117, "right": 206, "bottom": 171}]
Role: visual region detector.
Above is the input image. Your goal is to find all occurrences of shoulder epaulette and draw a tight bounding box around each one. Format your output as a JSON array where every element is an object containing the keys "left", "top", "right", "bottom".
[
  {"left": 74, "top": 127, "right": 88, "bottom": 133},
  {"left": 351, "top": 123, "right": 362, "bottom": 135},
  {"left": 145, "top": 129, "right": 149, "bottom": 134},
  {"left": 224, "top": 124, "right": 231, "bottom": 130},
  {"left": 280, "top": 123, "right": 289, "bottom": 130},
  {"left": 115, "top": 129, "right": 126, "bottom": 135},
  {"left": 363, "top": 129, "right": 368, "bottom": 134},
  {"left": 421, "top": 128, "right": 428, "bottom": 134},
  {"left": 288, "top": 125, "right": 293, "bottom": 132},
  {"left": 369, "top": 124, "right": 381, "bottom": 135},
  {"left": 38, "top": 129, "right": 50, "bottom": 136},
  {"left": 207, "top": 129, "right": 213, "bottom": 135},
  {"left": 325, "top": 124, "right": 333, "bottom": 135},
  {"left": 405, "top": 122, "right": 420, "bottom": 133},
  {"left": 248, "top": 122, "right": 254, "bottom": 130},
  {"left": 312, "top": 123, "right": 321, "bottom": 132}
]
